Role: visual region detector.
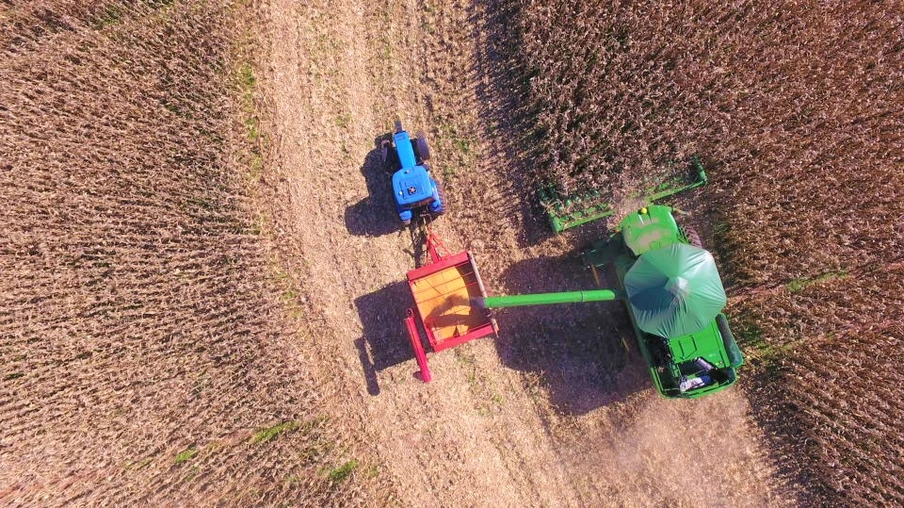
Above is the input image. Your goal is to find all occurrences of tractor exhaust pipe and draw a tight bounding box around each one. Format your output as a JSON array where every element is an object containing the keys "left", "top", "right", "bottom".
[{"left": 471, "top": 289, "right": 621, "bottom": 309}]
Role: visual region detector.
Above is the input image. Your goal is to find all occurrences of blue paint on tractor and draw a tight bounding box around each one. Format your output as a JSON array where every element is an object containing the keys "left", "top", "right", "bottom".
[
  {"left": 393, "top": 166, "right": 435, "bottom": 207},
  {"left": 394, "top": 130, "right": 418, "bottom": 169},
  {"left": 384, "top": 121, "right": 445, "bottom": 225}
]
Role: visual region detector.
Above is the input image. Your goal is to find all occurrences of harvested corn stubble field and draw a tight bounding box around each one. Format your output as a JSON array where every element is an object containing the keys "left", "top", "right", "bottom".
[
  {"left": 1, "top": 1, "right": 381, "bottom": 505},
  {"left": 1, "top": 0, "right": 902, "bottom": 506}
]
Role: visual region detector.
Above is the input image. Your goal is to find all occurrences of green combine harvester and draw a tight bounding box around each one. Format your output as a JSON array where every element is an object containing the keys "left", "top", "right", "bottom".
[{"left": 473, "top": 204, "right": 744, "bottom": 399}]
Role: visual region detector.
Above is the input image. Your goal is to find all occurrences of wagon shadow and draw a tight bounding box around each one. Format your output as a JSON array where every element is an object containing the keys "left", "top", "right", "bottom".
[
  {"left": 353, "top": 280, "right": 422, "bottom": 395},
  {"left": 345, "top": 134, "right": 400, "bottom": 237},
  {"left": 490, "top": 254, "right": 648, "bottom": 414}
]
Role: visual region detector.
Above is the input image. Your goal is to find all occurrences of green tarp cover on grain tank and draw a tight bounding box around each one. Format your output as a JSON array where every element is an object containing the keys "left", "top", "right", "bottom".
[{"left": 624, "top": 243, "right": 727, "bottom": 339}]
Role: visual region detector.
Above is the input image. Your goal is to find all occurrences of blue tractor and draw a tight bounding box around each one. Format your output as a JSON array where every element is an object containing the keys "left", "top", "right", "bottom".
[{"left": 381, "top": 121, "right": 445, "bottom": 225}]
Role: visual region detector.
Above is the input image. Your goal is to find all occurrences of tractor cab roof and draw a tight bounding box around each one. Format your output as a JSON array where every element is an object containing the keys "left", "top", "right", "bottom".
[{"left": 392, "top": 166, "right": 434, "bottom": 208}]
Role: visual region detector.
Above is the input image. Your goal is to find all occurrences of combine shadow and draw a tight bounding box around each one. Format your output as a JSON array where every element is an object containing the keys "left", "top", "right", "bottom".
[
  {"left": 490, "top": 254, "right": 648, "bottom": 414},
  {"left": 345, "top": 134, "right": 401, "bottom": 237},
  {"left": 453, "top": 1, "right": 648, "bottom": 411},
  {"left": 353, "top": 280, "right": 422, "bottom": 395}
]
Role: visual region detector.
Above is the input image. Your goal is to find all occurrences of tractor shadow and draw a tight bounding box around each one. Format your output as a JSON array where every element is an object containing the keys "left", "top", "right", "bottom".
[
  {"left": 353, "top": 280, "right": 422, "bottom": 395},
  {"left": 490, "top": 254, "right": 648, "bottom": 414},
  {"left": 345, "top": 134, "right": 402, "bottom": 237}
]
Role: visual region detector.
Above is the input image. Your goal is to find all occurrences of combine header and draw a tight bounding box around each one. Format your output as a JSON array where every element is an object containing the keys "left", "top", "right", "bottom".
[{"left": 539, "top": 157, "right": 708, "bottom": 233}]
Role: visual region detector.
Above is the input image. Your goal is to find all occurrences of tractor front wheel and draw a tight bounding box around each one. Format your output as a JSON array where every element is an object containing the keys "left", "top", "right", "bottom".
[
  {"left": 382, "top": 144, "right": 401, "bottom": 173},
  {"left": 380, "top": 139, "right": 390, "bottom": 163}
]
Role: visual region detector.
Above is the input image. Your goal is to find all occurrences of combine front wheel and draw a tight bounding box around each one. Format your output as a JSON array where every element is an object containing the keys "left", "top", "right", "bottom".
[{"left": 684, "top": 226, "right": 703, "bottom": 248}]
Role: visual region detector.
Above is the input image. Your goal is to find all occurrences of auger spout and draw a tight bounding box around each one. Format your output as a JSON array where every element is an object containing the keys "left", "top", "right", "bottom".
[{"left": 471, "top": 289, "right": 621, "bottom": 309}]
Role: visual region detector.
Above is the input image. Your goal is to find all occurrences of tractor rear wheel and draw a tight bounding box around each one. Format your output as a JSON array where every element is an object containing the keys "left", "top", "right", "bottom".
[
  {"left": 415, "top": 133, "right": 431, "bottom": 162},
  {"left": 434, "top": 183, "right": 447, "bottom": 216}
]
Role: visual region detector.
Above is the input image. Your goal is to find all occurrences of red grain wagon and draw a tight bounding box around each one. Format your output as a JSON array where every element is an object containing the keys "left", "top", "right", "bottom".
[{"left": 403, "top": 233, "right": 498, "bottom": 382}]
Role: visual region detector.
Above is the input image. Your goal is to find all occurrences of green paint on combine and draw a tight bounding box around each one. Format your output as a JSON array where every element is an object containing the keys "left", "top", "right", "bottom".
[
  {"left": 539, "top": 157, "right": 708, "bottom": 233},
  {"left": 477, "top": 289, "right": 620, "bottom": 308}
]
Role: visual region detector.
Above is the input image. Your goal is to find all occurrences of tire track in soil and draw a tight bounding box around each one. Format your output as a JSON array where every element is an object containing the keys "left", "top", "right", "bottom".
[{"left": 259, "top": 0, "right": 792, "bottom": 506}]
